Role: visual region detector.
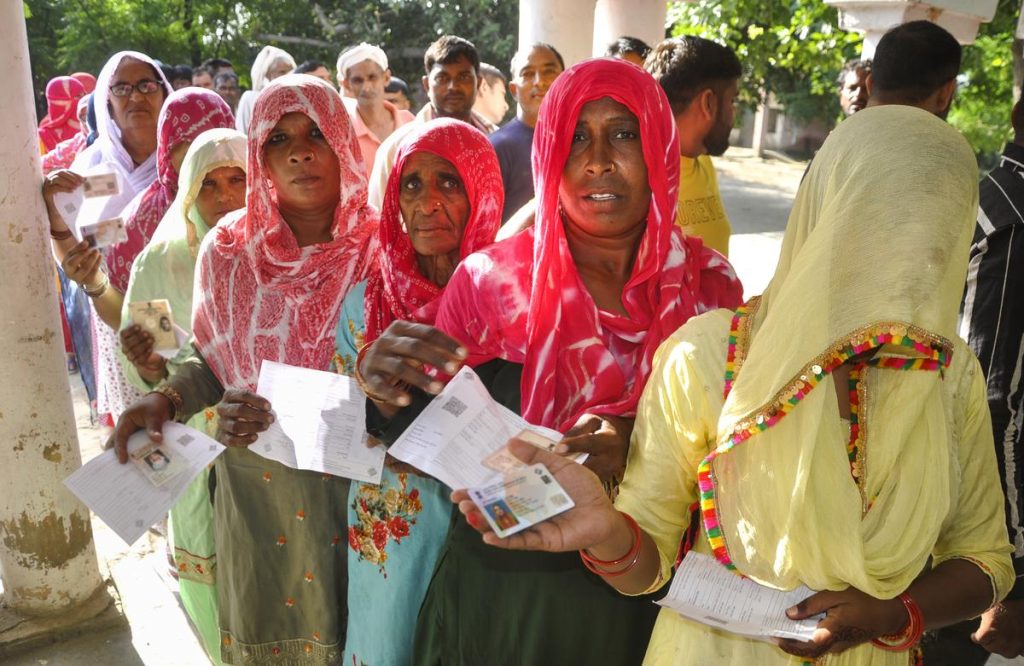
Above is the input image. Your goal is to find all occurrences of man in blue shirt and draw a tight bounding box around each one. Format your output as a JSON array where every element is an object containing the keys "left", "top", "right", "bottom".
[{"left": 489, "top": 42, "right": 564, "bottom": 223}]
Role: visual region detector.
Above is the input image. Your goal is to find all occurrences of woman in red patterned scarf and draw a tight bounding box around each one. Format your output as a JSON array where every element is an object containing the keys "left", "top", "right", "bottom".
[
  {"left": 38, "top": 75, "right": 88, "bottom": 153},
  {"left": 112, "top": 73, "right": 377, "bottom": 664},
  {"left": 333, "top": 118, "right": 502, "bottom": 666},
  {"left": 357, "top": 58, "right": 742, "bottom": 664},
  {"left": 59, "top": 87, "right": 234, "bottom": 429}
]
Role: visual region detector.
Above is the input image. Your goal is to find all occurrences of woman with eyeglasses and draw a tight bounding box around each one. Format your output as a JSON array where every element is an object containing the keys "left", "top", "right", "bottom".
[{"left": 42, "top": 51, "right": 172, "bottom": 425}]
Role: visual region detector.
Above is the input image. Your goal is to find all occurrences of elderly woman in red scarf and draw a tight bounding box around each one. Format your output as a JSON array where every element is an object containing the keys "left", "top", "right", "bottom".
[
  {"left": 112, "top": 74, "right": 377, "bottom": 664},
  {"left": 357, "top": 58, "right": 742, "bottom": 664},
  {"left": 333, "top": 118, "right": 502, "bottom": 666}
]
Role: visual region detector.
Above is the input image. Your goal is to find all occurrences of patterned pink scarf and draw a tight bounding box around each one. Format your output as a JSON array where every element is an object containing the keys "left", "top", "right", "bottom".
[
  {"left": 435, "top": 59, "right": 743, "bottom": 431},
  {"left": 192, "top": 74, "right": 379, "bottom": 390},
  {"left": 38, "top": 76, "right": 87, "bottom": 152},
  {"left": 105, "top": 88, "right": 234, "bottom": 292},
  {"left": 364, "top": 119, "right": 502, "bottom": 342}
]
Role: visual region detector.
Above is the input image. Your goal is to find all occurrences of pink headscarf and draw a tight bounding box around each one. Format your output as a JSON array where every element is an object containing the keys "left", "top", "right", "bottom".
[
  {"left": 38, "top": 76, "right": 87, "bottom": 152},
  {"left": 364, "top": 119, "right": 502, "bottom": 342},
  {"left": 71, "top": 72, "right": 97, "bottom": 94},
  {"left": 191, "top": 74, "right": 379, "bottom": 390},
  {"left": 105, "top": 87, "right": 234, "bottom": 292},
  {"left": 435, "top": 58, "right": 743, "bottom": 431}
]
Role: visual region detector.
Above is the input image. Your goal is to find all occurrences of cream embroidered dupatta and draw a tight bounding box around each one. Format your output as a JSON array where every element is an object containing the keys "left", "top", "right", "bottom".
[{"left": 700, "top": 105, "right": 979, "bottom": 597}]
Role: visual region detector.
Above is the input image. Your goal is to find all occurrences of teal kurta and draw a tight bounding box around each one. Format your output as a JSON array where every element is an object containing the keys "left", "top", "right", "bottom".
[{"left": 334, "top": 281, "right": 453, "bottom": 666}]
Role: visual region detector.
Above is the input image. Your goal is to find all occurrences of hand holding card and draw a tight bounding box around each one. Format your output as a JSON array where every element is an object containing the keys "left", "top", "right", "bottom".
[
  {"left": 128, "top": 300, "right": 179, "bottom": 351},
  {"left": 454, "top": 437, "right": 622, "bottom": 554}
]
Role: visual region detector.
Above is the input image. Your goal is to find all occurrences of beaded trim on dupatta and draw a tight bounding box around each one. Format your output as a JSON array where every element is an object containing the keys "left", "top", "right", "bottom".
[{"left": 699, "top": 299, "right": 954, "bottom": 571}]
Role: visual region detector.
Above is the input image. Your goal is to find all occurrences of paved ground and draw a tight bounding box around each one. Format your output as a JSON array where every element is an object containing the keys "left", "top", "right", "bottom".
[{"left": 7, "top": 146, "right": 1022, "bottom": 665}]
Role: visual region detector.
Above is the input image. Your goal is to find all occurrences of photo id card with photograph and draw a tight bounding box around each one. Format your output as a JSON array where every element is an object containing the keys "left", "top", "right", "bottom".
[
  {"left": 128, "top": 299, "right": 178, "bottom": 351},
  {"left": 79, "top": 217, "right": 127, "bottom": 248},
  {"left": 83, "top": 172, "right": 119, "bottom": 198},
  {"left": 469, "top": 462, "right": 574, "bottom": 539},
  {"left": 130, "top": 440, "right": 187, "bottom": 486}
]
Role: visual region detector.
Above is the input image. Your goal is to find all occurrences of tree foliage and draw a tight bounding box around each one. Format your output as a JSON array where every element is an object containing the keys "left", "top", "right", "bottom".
[
  {"left": 667, "top": 0, "right": 862, "bottom": 123},
  {"left": 24, "top": 0, "right": 517, "bottom": 116},
  {"left": 948, "top": 0, "right": 1019, "bottom": 166}
]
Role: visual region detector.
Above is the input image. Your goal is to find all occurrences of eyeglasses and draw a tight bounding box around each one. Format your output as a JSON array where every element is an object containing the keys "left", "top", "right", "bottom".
[{"left": 109, "top": 79, "right": 163, "bottom": 98}]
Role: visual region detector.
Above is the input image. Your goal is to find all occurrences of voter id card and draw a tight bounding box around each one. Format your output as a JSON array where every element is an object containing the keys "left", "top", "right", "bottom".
[
  {"left": 83, "top": 172, "right": 119, "bottom": 198},
  {"left": 468, "top": 462, "right": 574, "bottom": 538},
  {"left": 130, "top": 440, "right": 186, "bottom": 486}
]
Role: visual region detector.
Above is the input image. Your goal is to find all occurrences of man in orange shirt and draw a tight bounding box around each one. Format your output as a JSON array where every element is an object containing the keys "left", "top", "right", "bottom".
[{"left": 337, "top": 42, "right": 415, "bottom": 178}]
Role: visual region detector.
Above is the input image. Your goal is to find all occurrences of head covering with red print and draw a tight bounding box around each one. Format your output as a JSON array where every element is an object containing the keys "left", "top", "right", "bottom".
[
  {"left": 192, "top": 74, "right": 379, "bottom": 390},
  {"left": 70, "top": 72, "right": 97, "bottom": 94},
  {"left": 38, "top": 76, "right": 87, "bottom": 152},
  {"left": 105, "top": 87, "right": 234, "bottom": 292},
  {"left": 434, "top": 58, "right": 743, "bottom": 431},
  {"left": 364, "top": 118, "right": 502, "bottom": 342}
]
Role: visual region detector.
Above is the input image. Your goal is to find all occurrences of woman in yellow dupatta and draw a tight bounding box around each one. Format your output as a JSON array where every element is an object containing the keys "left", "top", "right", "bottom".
[{"left": 452, "top": 103, "right": 1015, "bottom": 665}]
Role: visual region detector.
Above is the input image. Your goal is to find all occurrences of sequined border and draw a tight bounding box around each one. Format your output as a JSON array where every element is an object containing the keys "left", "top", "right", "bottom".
[
  {"left": 701, "top": 314, "right": 954, "bottom": 571},
  {"left": 219, "top": 631, "right": 340, "bottom": 664}
]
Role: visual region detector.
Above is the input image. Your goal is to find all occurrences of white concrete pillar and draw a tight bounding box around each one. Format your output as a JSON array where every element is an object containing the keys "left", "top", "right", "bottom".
[
  {"left": 592, "top": 0, "right": 668, "bottom": 58},
  {"left": 826, "top": 0, "right": 998, "bottom": 58},
  {"left": 0, "top": 3, "right": 103, "bottom": 615},
  {"left": 519, "top": 0, "right": 597, "bottom": 67}
]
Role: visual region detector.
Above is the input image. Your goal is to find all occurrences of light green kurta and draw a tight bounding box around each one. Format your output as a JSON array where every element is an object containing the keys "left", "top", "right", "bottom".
[{"left": 118, "top": 129, "right": 247, "bottom": 665}]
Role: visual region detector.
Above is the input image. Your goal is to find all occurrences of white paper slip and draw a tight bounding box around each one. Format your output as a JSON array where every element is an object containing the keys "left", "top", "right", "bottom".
[
  {"left": 469, "top": 462, "right": 574, "bottom": 538},
  {"left": 63, "top": 423, "right": 225, "bottom": 546},
  {"left": 657, "top": 551, "right": 823, "bottom": 642},
  {"left": 388, "top": 366, "right": 573, "bottom": 490},
  {"left": 52, "top": 166, "right": 124, "bottom": 232},
  {"left": 254, "top": 360, "right": 385, "bottom": 484}
]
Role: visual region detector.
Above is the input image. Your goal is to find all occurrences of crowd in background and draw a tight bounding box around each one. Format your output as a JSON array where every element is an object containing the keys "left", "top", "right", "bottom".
[{"left": 32, "top": 19, "right": 1024, "bottom": 666}]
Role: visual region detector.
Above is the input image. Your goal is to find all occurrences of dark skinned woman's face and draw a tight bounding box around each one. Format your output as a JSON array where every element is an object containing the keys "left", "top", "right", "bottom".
[
  {"left": 558, "top": 97, "right": 651, "bottom": 238},
  {"left": 262, "top": 112, "right": 340, "bottom": 214},
  {"left": 398, "top": 152, "right": 470, "bottom": 258}
]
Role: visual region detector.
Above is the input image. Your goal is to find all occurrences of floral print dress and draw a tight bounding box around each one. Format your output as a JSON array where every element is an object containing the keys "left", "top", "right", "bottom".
[{"left": 334, "top": 281, "right": 453, "bottom": 666}]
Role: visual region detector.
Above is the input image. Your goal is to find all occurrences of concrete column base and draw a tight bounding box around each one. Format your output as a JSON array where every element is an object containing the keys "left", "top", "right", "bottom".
[{"left": 0, "top": 581, "right": 122, "bottom": 658}]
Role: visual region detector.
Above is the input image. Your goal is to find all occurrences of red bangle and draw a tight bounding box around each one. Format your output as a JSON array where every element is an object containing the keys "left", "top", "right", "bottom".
[
  {"left": 580, "top": 512, "right": 642, "bottom": 578},
  {"left": 871, "top": 593, "right": 924, "bottom": 651}
]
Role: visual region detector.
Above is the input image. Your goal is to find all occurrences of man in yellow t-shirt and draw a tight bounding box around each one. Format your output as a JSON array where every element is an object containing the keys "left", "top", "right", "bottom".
[{"left": 647, "top": 37, "right": 741, "bottom": 257}]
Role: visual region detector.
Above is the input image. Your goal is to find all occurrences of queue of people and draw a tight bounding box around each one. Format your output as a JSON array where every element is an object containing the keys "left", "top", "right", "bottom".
[{"left": 35, "top": 18, "right": 1023, "bottom": 666}]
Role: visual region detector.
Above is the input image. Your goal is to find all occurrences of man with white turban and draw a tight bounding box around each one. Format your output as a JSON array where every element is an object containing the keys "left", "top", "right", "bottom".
[{"left": 336, "top": 42, "right": 414, "bottom": 178}]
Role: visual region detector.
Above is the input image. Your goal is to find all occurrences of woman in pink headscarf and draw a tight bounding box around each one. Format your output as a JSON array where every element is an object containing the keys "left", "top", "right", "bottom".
[
  {"left": 357, "top": 57, "right": 742, "bottom": 664},
  {"left": 38, "top": 76, "right": 87, "bottom": 153},
  {"left": 111, "top": 74, "right": 377, "bottom": 663}
]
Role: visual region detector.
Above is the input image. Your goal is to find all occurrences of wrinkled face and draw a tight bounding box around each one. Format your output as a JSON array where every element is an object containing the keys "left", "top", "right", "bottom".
[
  {"left": 399, "top": 151, "right": 470, "bottom": 261},
  {"left": 108, "top": 58, "right": 166, "bottom": 134},
  {"left": 510, "top": 46, "right": 563, "bottom": 119},
  {"left": 840, "top": 67, "right": 869, "bottom": 116},
  {"left": 704, "top": 79, "right": 739, "bottom": 157},
  {"left": 384, "top": 89, "right": 411, "bottom": 111},
  {"left": 266, "top": 59, "right": 293, "bottom": 82},
  {"left": 215, "top": 77, "right": 241, "bottom": 108},
  {"left": 195, "top": 165, "right": 247, "bottom": 226},
  {"left": 559, "top": 97, "right": 650, "bottom": 238},
  {"left": 343, "top": 60, "right": 389, "bottom": 105},
  {"left": 263, "top": 112, "right": 341, "bottom": 214},
  {"left": 192, "top": 71, "right": 214, "bottom": 89},
  {"left": 423, "top": 56, "right": 477, "bottom": 118},
  {"left": 168, "top": 140, "right": 194, "bottom": 176}
]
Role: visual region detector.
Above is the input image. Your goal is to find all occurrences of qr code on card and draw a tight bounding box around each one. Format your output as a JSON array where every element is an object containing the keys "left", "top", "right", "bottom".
[{"left": 441, "top": 396, "right": 467, "bottom": 417}]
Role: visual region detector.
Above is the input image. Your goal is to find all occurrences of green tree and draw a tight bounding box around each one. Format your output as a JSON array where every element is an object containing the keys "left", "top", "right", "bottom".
[
  {"left": 948, "top": 0, "right": 1019, "bottom": 166},
  {"left": 24, "top": 0, "right": 517, "bottom": 120},
  {"left": 666, "top": 0, "right": 862, "bottom": 123}
]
